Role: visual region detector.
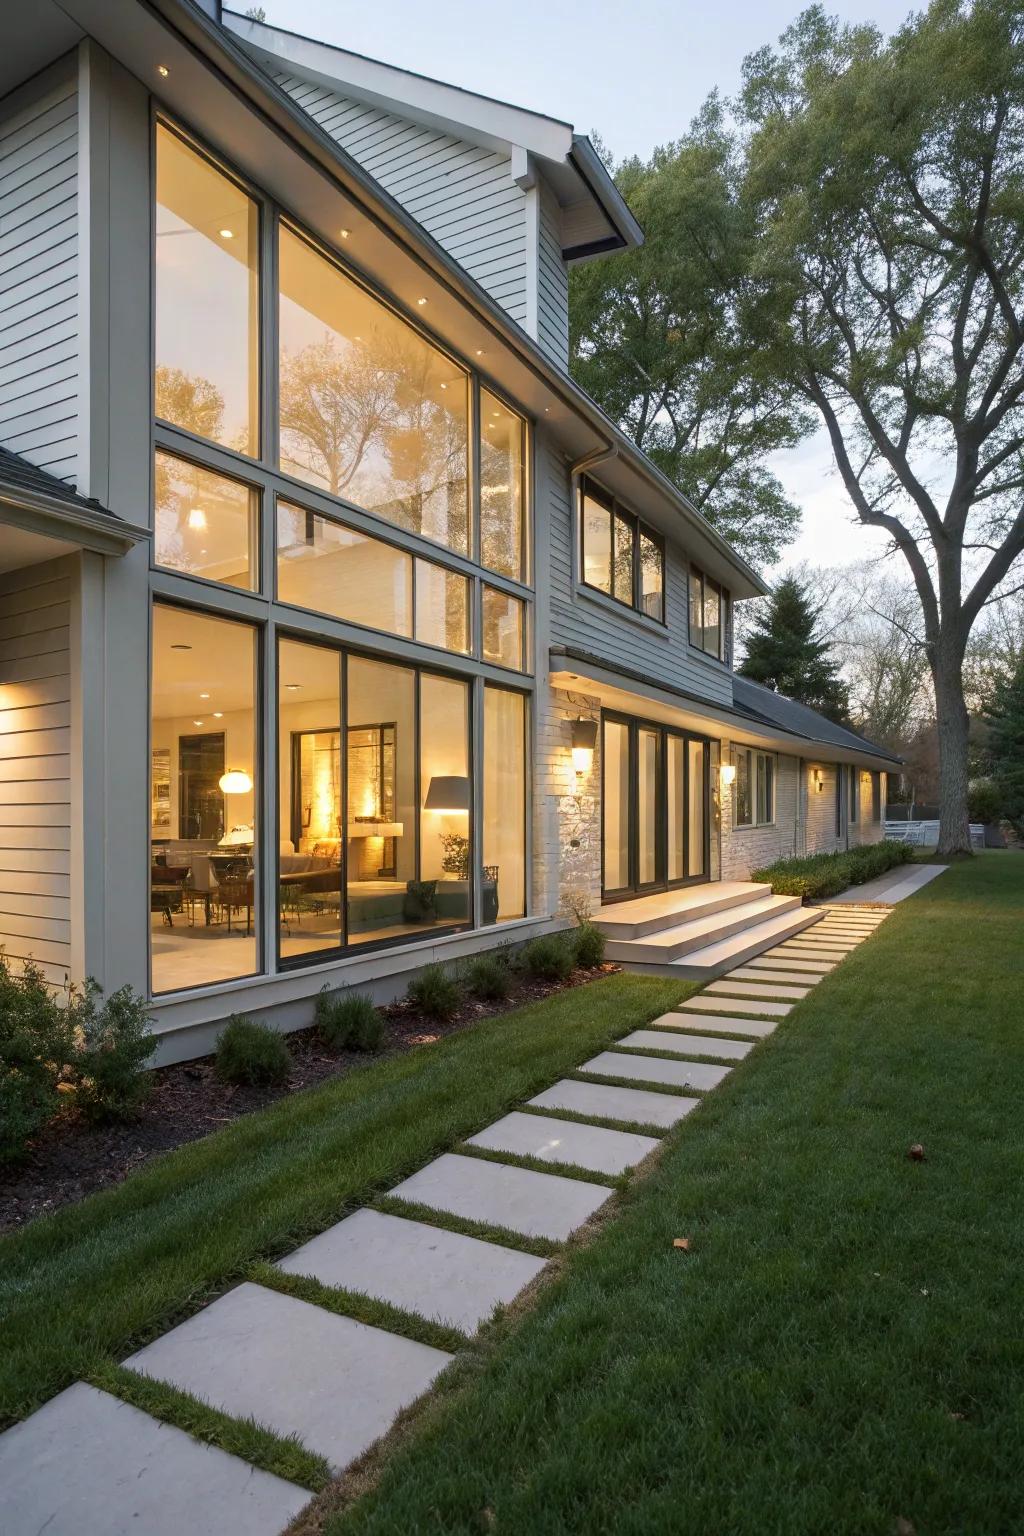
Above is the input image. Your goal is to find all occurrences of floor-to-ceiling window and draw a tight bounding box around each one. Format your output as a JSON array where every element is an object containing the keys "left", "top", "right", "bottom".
[
  {"left": 149, "top": 119, "right": 533, "bottom": 995},
  {"left": 150, "top": 605, "right": 259, "bottom": 993}
]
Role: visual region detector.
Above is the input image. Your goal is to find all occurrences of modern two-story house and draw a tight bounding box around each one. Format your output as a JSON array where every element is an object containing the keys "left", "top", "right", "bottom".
[{"left": 0, "top": 1, "right": 900, "bottom": 1062}]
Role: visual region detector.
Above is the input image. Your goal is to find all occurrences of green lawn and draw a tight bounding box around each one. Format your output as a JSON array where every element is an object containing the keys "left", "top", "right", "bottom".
[
  {"left": 0, "top": 971, "right": 694, "bottom": 1432},
  {"left": 323, "top": 854, "right": 1024, "bottom": 1536}
]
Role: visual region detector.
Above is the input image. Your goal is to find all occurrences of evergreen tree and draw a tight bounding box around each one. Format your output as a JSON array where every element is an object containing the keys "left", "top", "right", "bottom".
[
  {"left": 982, "top": 657, "right": 1024, "bottom": 835},
  {"left": 739, "top": 576, "right": 850, "bottom": 723}
]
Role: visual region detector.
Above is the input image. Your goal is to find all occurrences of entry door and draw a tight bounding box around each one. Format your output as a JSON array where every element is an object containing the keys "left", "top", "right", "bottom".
[{"left": 601, "top": 715, "right": 709, "bottom": 900}]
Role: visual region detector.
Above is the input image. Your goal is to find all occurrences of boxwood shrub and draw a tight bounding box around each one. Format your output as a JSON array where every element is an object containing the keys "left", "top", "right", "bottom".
[{"left": 751, "top": 839, "right": 914, "bottom": 899}]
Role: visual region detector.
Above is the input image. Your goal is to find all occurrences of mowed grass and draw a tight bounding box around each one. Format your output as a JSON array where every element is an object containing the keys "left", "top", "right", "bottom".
[
  {"left": 328, "top": 855, "right": 1024, "bottom": 1536},
  {"left": 0, "top": 972, "right": 694, "bottom": 1428}
]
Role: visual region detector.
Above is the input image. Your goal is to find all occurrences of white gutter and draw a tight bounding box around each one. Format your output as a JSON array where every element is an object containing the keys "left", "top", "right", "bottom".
[{"left": 0, "top": 485, "right": 148, "bottom": 557}]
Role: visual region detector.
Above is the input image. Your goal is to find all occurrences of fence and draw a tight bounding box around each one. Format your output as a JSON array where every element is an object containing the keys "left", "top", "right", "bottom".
[{"left": 884, "top": 821, "right": 984, "bottom": 849}]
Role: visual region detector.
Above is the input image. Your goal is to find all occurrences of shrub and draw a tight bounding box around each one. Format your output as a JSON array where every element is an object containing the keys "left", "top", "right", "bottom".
[
  {"left": 968, "top": 778, "right": 1003, "bottom": 824},
  {"left": 214, "top": 1016, "right": 291, "bottom": 1087},
  {"left": 0, "top": 957, "right": 77, "bottom": 1164},
  {"left": 73, "top": 981, "right": 155, "bottom": 1123},
  {"left": 521, "top": 934, "right": 575, "bottom": 983},
  {"left": 750, "top": 840, "right": 913, "bottom": 899},
  {"left": 406, "top": 963, "right": 462, "bottom": 1021},
  {"left": 573, "top": 922, "right": 606, "bottom": 969},
  {"left": 464, "top": 953, "right": 511, "bottom": 1002},
  {"left": 315, "top": 989, "right": 384, "bottom": 1053}
]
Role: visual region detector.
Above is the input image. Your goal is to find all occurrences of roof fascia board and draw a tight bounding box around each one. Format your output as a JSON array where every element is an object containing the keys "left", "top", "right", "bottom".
[
  {"left": 222, "top": 10, "right": 574, "bottom": 163},
  {"left": 0, "top": 489, "right": 147, "bottom": 556},
  {"left": 550, "top": 648, "right": 902, "bottom": 768}
]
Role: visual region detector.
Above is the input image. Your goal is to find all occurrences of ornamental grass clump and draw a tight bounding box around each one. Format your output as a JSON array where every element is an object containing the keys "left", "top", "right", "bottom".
[
  {"left": 406, "top": 963, "right": 462, "bottom": 1022},
  {"left": 214, "top": 1016, "right": 291, "bottom": 1087},
  {"left": 315, "top": 989, "right": 384, "bottom": 1053}
]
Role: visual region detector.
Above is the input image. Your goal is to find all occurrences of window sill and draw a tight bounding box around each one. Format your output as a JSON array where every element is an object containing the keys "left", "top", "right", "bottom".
[
  {"left": 574, "top": 582, "right": 667, "bottom": 636},
  {"left": 732, "top": 822, "right": 777, "bottom": 832}
]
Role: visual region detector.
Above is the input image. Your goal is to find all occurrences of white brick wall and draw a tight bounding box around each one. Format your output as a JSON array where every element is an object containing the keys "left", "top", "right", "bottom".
[
  {"left": 533, "top": 686, "right": 602, "bottom": 919},
  {"left": 719, "top": 741, "right": 801, "bottom": 880}
]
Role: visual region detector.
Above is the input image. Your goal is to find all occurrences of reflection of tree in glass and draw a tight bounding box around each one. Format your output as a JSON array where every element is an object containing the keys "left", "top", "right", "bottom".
[
  {"left": 279, "top": 331, "right": 468, "bottom": 553},
  {"left": 480, "top": 424, "right": 521, "bottom": 578},
  {"left": 155, "top": 365, "right": 225, "bottom": 443}
]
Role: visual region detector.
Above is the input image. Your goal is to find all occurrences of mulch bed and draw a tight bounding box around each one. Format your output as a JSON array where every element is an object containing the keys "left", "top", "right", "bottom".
[{"left": 0, "top": 962, "right": 615, "bottom": 1237}]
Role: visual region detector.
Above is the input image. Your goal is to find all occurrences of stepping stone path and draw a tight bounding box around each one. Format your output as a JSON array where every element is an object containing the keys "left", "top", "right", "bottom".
[{"left": 1, "top": 899, "right": 889, "bottom": 1534}]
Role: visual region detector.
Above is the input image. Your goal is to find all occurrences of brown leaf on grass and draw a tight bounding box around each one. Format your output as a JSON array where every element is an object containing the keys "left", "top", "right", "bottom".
[
  {"left": 673, "top": 1237, "right": 691, "bottom": 1251},
  {"left": 895, "top": 1519, "right": 916, "bottom": 1535},
  {"left": 907, "top": 1143, "right": 926, "bottom": 1161}
]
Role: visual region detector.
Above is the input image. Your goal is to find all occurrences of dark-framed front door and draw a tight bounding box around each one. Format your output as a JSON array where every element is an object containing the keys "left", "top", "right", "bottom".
[{"left": 601, "top": 711, "right": 711, "bottom": 901}]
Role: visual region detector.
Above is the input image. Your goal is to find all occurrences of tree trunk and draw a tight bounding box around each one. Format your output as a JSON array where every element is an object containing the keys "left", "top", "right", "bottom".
[{"left": 932, "top": 647, "right": 973, "bottom": 856}]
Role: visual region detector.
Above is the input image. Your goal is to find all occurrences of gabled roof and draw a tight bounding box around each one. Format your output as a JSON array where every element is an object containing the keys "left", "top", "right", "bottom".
[
  {"left": 731, "top": 675, "right": 902, "bottom": 768},
  {"left": 221, "top": 10, "right": 644, "bottom": 260},
  {"left": 0, "top": 447, "right": 146, "bottom": 556}
]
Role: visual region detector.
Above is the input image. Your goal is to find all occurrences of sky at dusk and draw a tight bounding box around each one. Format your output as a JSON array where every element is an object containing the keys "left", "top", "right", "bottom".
[{"left": 242, "top": 0, "right": 907, "bottom": 575}]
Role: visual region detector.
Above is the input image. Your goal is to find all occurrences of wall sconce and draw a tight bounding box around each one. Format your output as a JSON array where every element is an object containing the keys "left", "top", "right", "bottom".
[
  {"left": 219, "top": 769, "right": 253, "bottom": 795},
  {"left": 813, "top": 767, "right": 825, "bottom": 793},
  {"left": 571, "top": 717, "right": 598, "bottom": 774},
  {"left": 719, "top": 762, "right": 737, "bottom": 787}
]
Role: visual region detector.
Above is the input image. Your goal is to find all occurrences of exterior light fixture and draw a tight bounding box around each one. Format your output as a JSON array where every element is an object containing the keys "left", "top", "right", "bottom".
[
  {"left": 720, "top": 762, "right": 737, "bottom": 786},
  {"left": 187, "top": 507, "right": 207, "bottom": 531},
  {"left": 219, "top": 228, "right": 234, "bottom": 240},
  {"left": 157, "top": 64, "right": 169, "bottom": 77},
  {"left": 219, "top": 769, "right": 253, "bottom": 795},
  {"left": 423, "top": 775, "right": 470, "bottom": 811},
  {"left": 339, "top": 228, "right": 350, "bottom": 239},
  {"left": 417, "top": 296, "right": 428, "bottom": 306},
  {"left": 571, "top": 717, "right": 597, "bottom": 774},
  {"left": 813, "top": 767, "right": 825, "bottom": 792}
]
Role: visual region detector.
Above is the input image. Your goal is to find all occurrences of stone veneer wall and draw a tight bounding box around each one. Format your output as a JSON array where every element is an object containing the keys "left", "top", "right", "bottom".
[
  {"left": 533, "top": 686, "right": 603, "bottom": 920},
  {"left": 719, "top": 741, "right": 802, "bottom": 880}
]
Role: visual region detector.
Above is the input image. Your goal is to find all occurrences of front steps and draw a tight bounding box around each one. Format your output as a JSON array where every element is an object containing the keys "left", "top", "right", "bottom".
[{"left": 593, "top": 882, "right": 823, "bottom": 979}]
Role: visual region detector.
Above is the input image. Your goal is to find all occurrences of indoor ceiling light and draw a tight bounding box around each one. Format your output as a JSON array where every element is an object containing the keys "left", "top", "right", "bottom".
[
  {"left": 417, "top": 297, "right": 428, "bottom": 306},
  {"left": 219, "top": 769, "right": 253, "bottom": 795},
  {"left": 193, "top": 719, "right": 204, "bottom": 726},
  {"left": 339, "top": 227, "right": 350, "bottom": 239},
  {"left": 213, "top": 711, "right": 224, "bottom": 719},
  {"left": 187, "top": 507, "right": 207, "bottom": 531}
]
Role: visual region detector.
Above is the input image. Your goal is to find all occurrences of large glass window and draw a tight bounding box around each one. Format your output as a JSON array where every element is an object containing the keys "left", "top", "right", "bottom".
[
  {"left": 689, "top": 567, "right": 728, "bottom": 660},
  {"left": 580, "top": 481, "right": 664, "bottom": 620},
  {"left": 482, "top": 586, "right": 525, "bottom": 671},
  {"left": 278, "top": 226, "right": 469, "bottom": 554},
  {"left": 150, "top": 604, "right": 258, "bottom": 993},
  {"left": 484, "top": 687, "right": 527, "bottom": 923},
  {"left": 346, "top": 657, "right": 417, "bottom": 945},
  {"left": 480, "top": 390, "right": 526, "bottom": 580},
  {"left": 155, "top": 125, "right": 259, "bottom": 455},
  {"left": 734, "top": 747, "right": 774, "bottom": 828},
  {"left": 278, "top": 639, "right": 343, "bottom": 963},
  {"left": 420, "top": 674, "right": 472, "bottom": 930},
  {"left": 154, "top": 451, "right": 258, "bottom": 589},
  {"left": 415, "top": 561, "right": 470, "bottom": 654},
  {"left": 277, "top": 502, "right": 412, "bottom": 638}
]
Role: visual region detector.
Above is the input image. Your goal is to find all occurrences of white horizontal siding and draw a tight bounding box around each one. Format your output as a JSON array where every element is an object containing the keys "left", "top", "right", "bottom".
[
  {"left": 275, "top": 73, "right": 529, "bottom": 326},
  {"left": 0, "top": 74, "right": 79, "bottom": 485},
  {"left": 544, "top": 438, "right": 734, "bottom": 707},
  {"left": 0, "top": 564, "right": 73, "bottom": 987},
  {"left": 538, "top": 180, "right": 569, "bottom": 367}
]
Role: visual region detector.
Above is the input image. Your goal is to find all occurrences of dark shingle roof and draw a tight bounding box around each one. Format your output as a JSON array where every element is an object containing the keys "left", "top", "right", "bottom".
[
  {"left": 731, "top": 674, "right": 901, "bottom": 765},
  {"left": 0, "top": 447, "right": 117, "bottom": 518}
]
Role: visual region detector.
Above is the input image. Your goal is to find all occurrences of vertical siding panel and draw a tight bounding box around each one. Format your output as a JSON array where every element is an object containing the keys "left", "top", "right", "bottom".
[
  {"left": 0, "top": 71, "right": 79, "bottom": 485},
  {"left": 537, "top": 180, "right": 569, "bottom": 367}
]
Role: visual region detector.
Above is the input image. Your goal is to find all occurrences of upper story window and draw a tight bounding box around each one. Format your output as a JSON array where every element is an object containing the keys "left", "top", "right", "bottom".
[
  {"left": 155, "top": 125, "right": 259, "bottom": 456},
  {"left": 154, "top": 449, "right": 259, "bottom": 590},
  {"left": 278, "top": 226, "right": 470, "bottom": 558},
  {"left": 688, "top": 567, "right": 728, "bottom": 662},
  {"left": 579, "top": 482, "right": 665, "bottom": 623},
  {"left": 480, "top": 390, "right": 527, "bottom": 582}
]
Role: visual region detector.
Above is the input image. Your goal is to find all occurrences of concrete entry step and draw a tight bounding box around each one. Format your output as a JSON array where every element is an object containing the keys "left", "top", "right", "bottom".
[
  {"left": 652, "top": 1009, "right": 778, "bottom": 1039},
  {"left": 277, "top": 1208, "right": 547, "bottom": 1336},
  {"left": 126, "top": 1282, "right": 451, "bottom": 1474},
  {"left": 616, "top": 904, "right": 824, "bottom": 979},
  {"left": 603, "top": 893, "right": 802, "bottom": 964},
  {"left": 527, "top": 1077, "right": 699, "bottom": 1129},
  {"left": 467, "top": 1110, "right": 659, "bottom": 1176},
  {"left": 390, "top": 1152, "right": 612, "bottom": 1242},
  {"left": 618, "top": 1027, "right": 753, "bottom": 1061},
  {"left": 0, "top": 1382, "right": 309, "bottom": 1536},
  {"left": 579, "top": 1049, "right": 732, "bottom": 1093},
  {"left": 594, "top": 881, "right": 769, "bottom": 939}
]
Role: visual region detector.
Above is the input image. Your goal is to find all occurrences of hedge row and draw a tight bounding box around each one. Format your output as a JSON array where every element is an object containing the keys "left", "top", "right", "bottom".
[{"left": 750, "top": 838, "right": 915, "bottom": 899}]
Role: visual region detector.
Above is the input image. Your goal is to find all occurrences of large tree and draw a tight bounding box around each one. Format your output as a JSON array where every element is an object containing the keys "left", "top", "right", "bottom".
[
  {"left": 739, "top": 0, "right": 1024, "bottom": 852},
  {"left": 739, "top": 574, "right": 851, "bottom": 720},
  {"left": 569, "top": 107, "right": 805, "bottom": 566}
]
